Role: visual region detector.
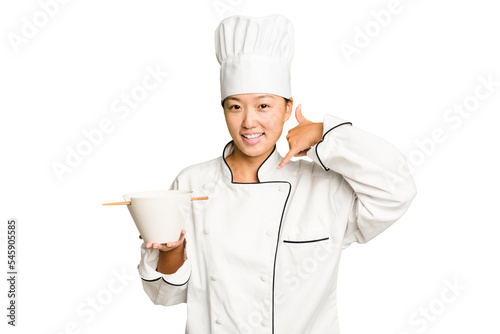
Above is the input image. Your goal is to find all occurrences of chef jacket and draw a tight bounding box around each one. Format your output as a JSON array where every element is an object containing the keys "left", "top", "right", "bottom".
[{"left": 137, "top": 113, "right": 417, "bottom": 334}]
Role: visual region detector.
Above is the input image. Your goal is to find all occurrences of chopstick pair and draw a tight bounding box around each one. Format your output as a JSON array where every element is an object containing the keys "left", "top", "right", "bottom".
[{"left": 102, "top": 196, "right": 209, "bottom": 206}]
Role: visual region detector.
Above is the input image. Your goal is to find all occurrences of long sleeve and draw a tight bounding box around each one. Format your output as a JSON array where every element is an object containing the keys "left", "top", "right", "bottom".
[
  {"left": 306, "top": 114, "right": 417, "bottom": 249},
  {"left": 136, "top": 177, "right": 191, "bottom": 305}
]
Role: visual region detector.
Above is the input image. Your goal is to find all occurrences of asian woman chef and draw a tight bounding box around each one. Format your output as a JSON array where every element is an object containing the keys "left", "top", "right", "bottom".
[{"left": 137, "top": 14, "right": 417, "bottom": 334}]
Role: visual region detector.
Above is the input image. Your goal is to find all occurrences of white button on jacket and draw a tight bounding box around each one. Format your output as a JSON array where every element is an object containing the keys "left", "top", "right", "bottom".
[{"left": 137, "top": 113, "right": 417, "bottom": 333}]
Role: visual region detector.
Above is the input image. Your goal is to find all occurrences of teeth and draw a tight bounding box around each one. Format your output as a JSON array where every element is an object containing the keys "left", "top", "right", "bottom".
[{"left": 243, "top": 133, "right": 263, "bottom": 139}]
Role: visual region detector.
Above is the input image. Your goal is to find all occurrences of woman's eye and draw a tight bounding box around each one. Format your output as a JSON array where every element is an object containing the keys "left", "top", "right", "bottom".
[
  {"left": 259, "top": 104, "right": 269, "bottom": 109},
  {"left": 229, "top": 105, "right": 241, "bottom": 110}
]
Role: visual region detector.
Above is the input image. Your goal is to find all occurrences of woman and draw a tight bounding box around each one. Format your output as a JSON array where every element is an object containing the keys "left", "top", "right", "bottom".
[{"left": 137, "top": 14, "right": 416, "bottom": 333}]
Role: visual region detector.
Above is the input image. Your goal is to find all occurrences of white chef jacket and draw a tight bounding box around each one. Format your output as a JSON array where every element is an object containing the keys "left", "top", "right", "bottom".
[{"left": 137, "top": 113, "right": 417, "bottom": 334}]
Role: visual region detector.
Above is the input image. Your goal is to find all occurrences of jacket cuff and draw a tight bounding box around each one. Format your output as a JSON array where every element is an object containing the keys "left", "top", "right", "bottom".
[
  {"left": 137, "top": 241, "right": 190, "bottom": 285},
  {"left": 307, "top": 114, "right": 352, "bottom": 170}
]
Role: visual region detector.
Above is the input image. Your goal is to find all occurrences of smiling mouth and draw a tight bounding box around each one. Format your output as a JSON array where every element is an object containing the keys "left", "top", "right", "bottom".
[{"left": 242, "top": 133, "right": 264, "bottom": 139}]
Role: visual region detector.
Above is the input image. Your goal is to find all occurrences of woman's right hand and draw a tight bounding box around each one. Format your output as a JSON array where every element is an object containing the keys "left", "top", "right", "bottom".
[{"left": 141, "top": 229, "right": 186, "bottom": 252}]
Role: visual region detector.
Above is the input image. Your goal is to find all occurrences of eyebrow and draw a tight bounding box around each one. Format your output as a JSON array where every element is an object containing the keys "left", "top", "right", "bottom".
[{"left": 226, "top": 95, "right": 276, "bottom": 101}]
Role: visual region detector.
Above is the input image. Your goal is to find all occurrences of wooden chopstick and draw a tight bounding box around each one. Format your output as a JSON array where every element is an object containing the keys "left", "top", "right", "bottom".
[
  {"left": 191, "top": 196, "right": 208, "bottom": 201},
  {"left": 102, "top": 201, "right": 131, "bottom": 206},
  {"left": 102, "top": 196, "right": 208, "bottom": 206}
]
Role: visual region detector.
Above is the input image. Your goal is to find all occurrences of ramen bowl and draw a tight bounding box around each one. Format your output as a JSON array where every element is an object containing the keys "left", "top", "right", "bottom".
[{"left": 123, "top": 190, "right": 193, "bottom": 244}]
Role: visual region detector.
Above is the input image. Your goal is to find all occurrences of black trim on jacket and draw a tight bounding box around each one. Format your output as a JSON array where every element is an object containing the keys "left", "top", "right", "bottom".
[
  {"left": 283, "top": 237, "right": 330, "bottom": 244},
  {"left": 141, "top": 274, "right": 190, "bottom": 286},
  {"left": 315, "top": 122, "right": 352, "bottom": 171},
  {"left": 222, "top": 140, "right": 292, "bottom": 334}
]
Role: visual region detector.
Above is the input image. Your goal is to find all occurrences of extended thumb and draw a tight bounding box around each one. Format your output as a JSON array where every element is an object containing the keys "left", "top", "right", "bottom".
[{"left": 296, "top": 104, "right": 306, "bottom": 123}]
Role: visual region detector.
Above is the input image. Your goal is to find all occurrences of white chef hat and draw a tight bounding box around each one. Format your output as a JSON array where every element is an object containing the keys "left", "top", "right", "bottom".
[{"left": 214, "top": 14, "right": 295, "bottom": 102}]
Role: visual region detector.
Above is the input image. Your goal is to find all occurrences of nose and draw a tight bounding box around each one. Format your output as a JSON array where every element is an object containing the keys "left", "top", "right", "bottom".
[{"left": 242, "top": 109, "right": 258, "bottom": 129}]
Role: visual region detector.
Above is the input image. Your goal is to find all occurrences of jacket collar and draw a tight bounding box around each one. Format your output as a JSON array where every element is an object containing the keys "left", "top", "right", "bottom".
[{"left": 221, "top": 140, "right": 284, "bottom": 183}]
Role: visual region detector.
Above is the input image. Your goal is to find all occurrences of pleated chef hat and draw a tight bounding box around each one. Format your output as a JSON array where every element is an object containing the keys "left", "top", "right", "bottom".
[{"left": 214, "top": 14, "right": 295, "bottom": 102}]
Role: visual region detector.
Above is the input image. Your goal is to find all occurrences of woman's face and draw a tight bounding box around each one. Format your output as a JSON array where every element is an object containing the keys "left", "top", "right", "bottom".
[{"left": 223, "top": 93, "right": 293, "bottom": 160}]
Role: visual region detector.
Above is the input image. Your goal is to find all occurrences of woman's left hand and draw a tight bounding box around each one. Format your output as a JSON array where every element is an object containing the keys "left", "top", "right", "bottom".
[{"left": 277, "top": 104, "right": 323, "bottom": 169}]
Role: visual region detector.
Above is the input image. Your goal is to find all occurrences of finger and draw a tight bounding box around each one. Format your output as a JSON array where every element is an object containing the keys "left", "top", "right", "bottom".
[
  {"left": 167, "top": 230, "right": 186, "bottom": 248},
  {"left": 147, "top": 230, "right": 186, "bottom": 250},
  {"left": 277, "top": 148, "right": 298, "bottom": 169},
  {"left": 295, "top": 149, "right": 310, "bottom": 157},
  {"left": 178, "top": 231, "right": 186, "bottom": 244},
  {"left": 295, "top": 104, "right": 303, "bottom": 123},
  {"left": 162, "top": 239, "right": 182, "bottom": 250},
  {"left": 295, "top": 104, "right": 308, "bottom": 124}
]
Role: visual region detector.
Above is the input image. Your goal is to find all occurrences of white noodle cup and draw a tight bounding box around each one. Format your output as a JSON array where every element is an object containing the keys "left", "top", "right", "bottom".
[{"left": 123, "top": 190, "right": 193, "bottom": 244}]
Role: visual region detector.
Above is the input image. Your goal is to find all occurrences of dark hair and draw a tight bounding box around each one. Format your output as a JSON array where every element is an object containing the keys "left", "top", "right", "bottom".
[{"left": 221, "top": 97, "right": 291, "bottom": 108}]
